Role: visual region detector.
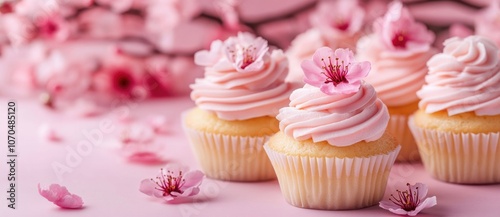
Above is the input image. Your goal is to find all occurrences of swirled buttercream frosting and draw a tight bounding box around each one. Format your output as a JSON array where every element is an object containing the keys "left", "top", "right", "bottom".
[
  {"left": 278, "top": 83, "right": 389, "bottom": 147},
  {"left": 418, "top": 36, "right": 500, "bottom": 116},
  {"left": 191, "top": 32, "right": 295, "bottom": 120}
]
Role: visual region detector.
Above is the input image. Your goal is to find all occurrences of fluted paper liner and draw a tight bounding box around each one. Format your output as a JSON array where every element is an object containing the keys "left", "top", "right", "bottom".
[
  {"left": 184, "top": 127, "right": 276, "bottom": 181},
  {"left": 388, "top": 114, "right": 420, "bottom": 162},
  {"left": 408, "top": 116, "right": 500, "bottom": 184},
  {"left": 264, "top": 144, "right": 400, "bottom": 210}
]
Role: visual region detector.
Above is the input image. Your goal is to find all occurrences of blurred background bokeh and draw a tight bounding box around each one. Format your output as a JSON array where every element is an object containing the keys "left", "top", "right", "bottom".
[{"left": 0, "top": 0, "right": 496, "bottom": 116}]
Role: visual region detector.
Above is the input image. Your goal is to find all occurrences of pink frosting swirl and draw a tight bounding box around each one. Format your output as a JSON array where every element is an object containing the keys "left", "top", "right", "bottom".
[
  {"left": 359, "top": 35, "right": 437, "bottom": 106},
  {"left": 418, "top": 36, "right": 500, "bottom": 116},
  {"left": 191, "top": 50, "right": 295, "bottom": 120},
  {"left": 277, "top": 82, "right": 389, "bottom": 147}
]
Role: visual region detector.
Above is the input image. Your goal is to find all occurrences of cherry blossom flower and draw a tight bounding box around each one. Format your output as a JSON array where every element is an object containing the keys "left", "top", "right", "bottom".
[
  {"left": 301, "top": 47, "right": 370, "bottom": 95},
  {"left": 38, "top": 183, "right": 84, "bottom": 209},
  {"left": 34, "top": 11, "right": 72, "bottom": 41},
  {"left": 139, "top": 164, "right": 204, "bottom": 201},
  {"left": 380, "top": 183, "right": 437, "bottom": 216},
  {"left": 374, "top": 1, "right": 435, "bottom": 52},
  {"left": 222, "top": 32, "right": 269, "bottom": 72},
  {"left": 93, "top": 50, "right": 149, "bottom": 100},
  {"left": 310, "top": 0, "right": 365, "bottom": 36}
]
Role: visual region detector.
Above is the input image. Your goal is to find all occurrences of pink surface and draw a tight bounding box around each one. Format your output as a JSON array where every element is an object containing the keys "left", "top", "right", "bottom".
[{"left": 1, "top": 97, "right": 499, "bottom": 217}]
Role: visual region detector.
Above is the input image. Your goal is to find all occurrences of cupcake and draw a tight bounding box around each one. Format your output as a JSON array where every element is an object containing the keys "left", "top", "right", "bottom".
[
  {"left": 265, "top": 47, "right": 400, "bottom": 210},
  {"left": 286, "top": 0, "right": 365, "bottom": 84},
  {"left": 184, "top": 32, "right": 296, "bottom": 181},
  {"left": 357, "top": 1, "right": 437, "bottom": 162},
  {"left": 409, "top": 36, "right": 500, "bottom": 184}
]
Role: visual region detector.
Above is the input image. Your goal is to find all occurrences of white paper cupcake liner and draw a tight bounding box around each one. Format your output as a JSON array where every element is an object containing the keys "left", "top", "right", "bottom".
[
  {"left": 408, "top": 116, "right": 500, "bottom": 184},
  {"left": 184, "top": 127, "right": 276, "bottom": 181},
  {"left": 388, "top": 114, "right": 420, "bottom": 162},
  {"left": 264, "top": 144, "right": 400, "bottom": 210}
]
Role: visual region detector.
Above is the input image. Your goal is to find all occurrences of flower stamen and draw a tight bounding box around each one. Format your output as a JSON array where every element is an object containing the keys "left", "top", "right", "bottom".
[
  {"left": 153, "top": 168, "right": 186, "bottom": 197},
  {"left": 320, "top": 56, "right": 349, "bottom": 86},
  {"left": 227, "top": 44, "right": 258, "bottom": 70},
  {"left": 389, "top": 183, "right": 421, "bottom": 211},
  {"left": 392, "top": 31, "right": 408, "bottom": 48}
]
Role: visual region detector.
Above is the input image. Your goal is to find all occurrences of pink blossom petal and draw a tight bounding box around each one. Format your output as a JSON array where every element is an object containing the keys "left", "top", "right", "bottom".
[
  {"left": 301, "top": 60, "right": 323, "bottom": 86},
  {"left": 408, "top": 196, "right": 437, "bottom": 216},
  {"left": 380, "top": 183, "right": 437, "bottom": 216},
  {"left": 175, "top": 186, "right": 199, "bottom": 197},
  {"left": 38, "top": 184, "right": 69, "bottom": 202},
  {"left": 54, "top": 194, "right": 84, "bottom": 209},
  {"left": 312, "top": 47, "right": 335, "bottom": 68},
  {"left": 181, "top": 170, "right": 204, "bottom": 188},
  {"left": 121, "top": 123, "right": 156, "bottom": 143},
  {"left": 38, "top": 184, "right": 83, "bottom": 209},
  {"left": 379, "top": 200, "right": 402, "bottom": 211},
  {"left": 303, "top": 47, "right": 368, "bottom": 94},
  {"left": 237, "top": 58, "right": 265, "bottom": 72},
  {"left": 140, "top": 165, "right": 204, "bottom": 202},
  {"left": 413, "top": 182, "right": 428, "bottom": 201},
  {"left": 251, "top": 36, "right": 269, "bottom": 60},
  {"left": 38, "top": 124, "right": 62, "bottom": 142},
  {"left": 163, "top": 195, "right": 176, "bottom": 201},
  {"left": 319, "top": 84, "right": 335, "bottom": 95},
  {"left": 346, "top": 61, "right": 371, "bottom": 82},
  {"left": 118, "top": 122, "right": 166, "bottom": 164},
  {"left": 320, "top": 82, "right": 359, "bottom": 95},
  {"left": 127, "top": 152, "right": 166, "bottom": 164},
  {"left": 153, "top": 188, "right": 165, "bottom": 198},
  {"left": 387, "top": 207, "right": 412, "bottom": 216},
  {"left": 333, "top": 48, "right": 354, "bottom": 64},
  {"left": 149, "top": 116, "right": 172, "bottom": 134},
  {"left": 139, "top": 179, "right": 157, "bottom": 197},
  {"left": 121, "top": 141, "right": 163, "bottom": 159},
  {"left": 188, "top": 187, "right": 200, "bottom": 196}
]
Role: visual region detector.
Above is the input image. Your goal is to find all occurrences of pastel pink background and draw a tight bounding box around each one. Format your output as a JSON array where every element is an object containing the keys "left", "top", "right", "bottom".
[
  {"left": 1, "top": 1, "right": 500, "bottom": 215},
  {"left": 1, "top": 97, "right": 499, "bottom": 217}
]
